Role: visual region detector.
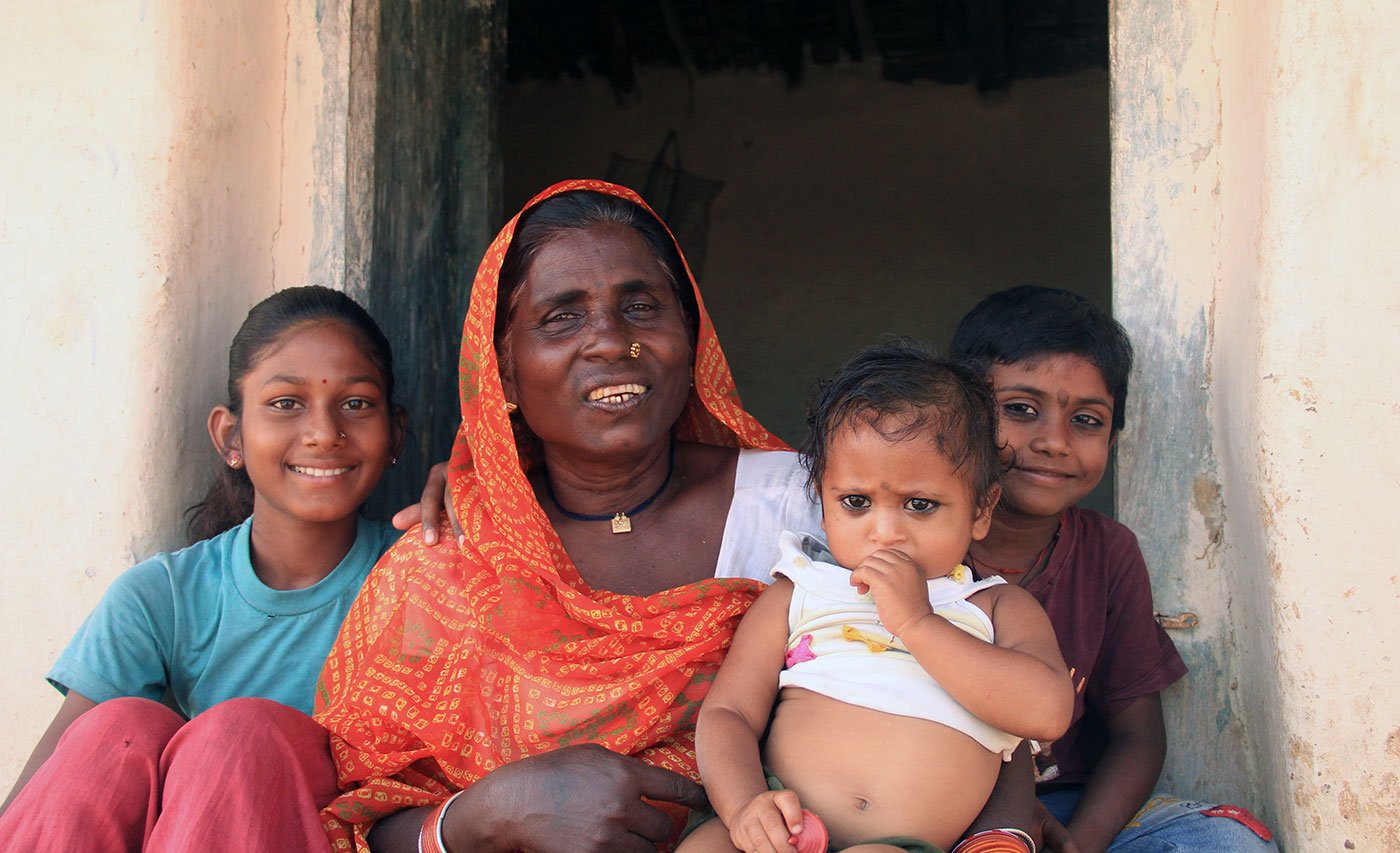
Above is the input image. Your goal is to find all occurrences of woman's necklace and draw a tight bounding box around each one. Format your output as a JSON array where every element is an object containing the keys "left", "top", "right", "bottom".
[{"left": 545, "top": 442, "right": 676, "bottom": 534}]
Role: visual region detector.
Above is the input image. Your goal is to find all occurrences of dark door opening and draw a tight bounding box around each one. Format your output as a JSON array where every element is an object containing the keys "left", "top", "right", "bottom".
[{"left": 499, "top": 1, "right": 1114, "bottom": 513}]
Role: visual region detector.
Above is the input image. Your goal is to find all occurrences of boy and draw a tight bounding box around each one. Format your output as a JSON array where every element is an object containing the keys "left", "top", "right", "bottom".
[{"left": 949, "top": 286, "right": 1276, "bottom": 853}]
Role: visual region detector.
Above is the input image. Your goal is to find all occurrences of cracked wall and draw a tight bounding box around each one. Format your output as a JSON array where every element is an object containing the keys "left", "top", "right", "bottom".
[
  {"left": 0, "top": 0, "right": 351, "bottom": 786},
  {"left": 1114, "top": 1, "right": 1400, "bottom": 848}
]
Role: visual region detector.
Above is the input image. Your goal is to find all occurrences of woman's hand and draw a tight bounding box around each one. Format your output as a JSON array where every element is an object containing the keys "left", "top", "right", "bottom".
[
  {"left": 849, "top": 548, "right": 933, "bottom": 637},
  {"left": 725, "top": 788, "right": 804, "bottom": 853},
  {"left": 444, "top": 743, "right": 707, "bottom": 853},
  {"left": 391, "top": 462, "right": 462, "bottom": 545}
]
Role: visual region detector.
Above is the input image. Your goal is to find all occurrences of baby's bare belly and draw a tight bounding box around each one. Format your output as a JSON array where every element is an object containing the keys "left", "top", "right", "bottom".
[{"left": 763, "top": 687, "right": 1001, "bottom": 851}]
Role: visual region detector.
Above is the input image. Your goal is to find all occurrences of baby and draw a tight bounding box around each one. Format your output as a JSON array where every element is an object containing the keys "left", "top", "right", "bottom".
[{"left": 682, "top": 341, "right": 1072, "bottom": 853}]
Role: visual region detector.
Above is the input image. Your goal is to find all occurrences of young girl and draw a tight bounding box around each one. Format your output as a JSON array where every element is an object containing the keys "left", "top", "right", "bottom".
[
  {"left": 0, "top": 286, "right": 406, "bottom": 850},
  {"left": 682, "top": 341, "right": 1073, "bottom": 853}
]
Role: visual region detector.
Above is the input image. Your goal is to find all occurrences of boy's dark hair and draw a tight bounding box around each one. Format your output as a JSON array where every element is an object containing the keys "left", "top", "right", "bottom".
[
  {"left": 185, "top": 286, "right": 397, "bottom": 543},
  {"left": 949, "top": 285, "right": 1134, "bottom": 432},
  {"left": 801, "top": 338, "right": 1004, "bottom": 513}
]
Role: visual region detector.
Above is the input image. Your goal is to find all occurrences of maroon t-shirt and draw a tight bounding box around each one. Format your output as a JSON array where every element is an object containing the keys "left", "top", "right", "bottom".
[{"left": 1020, "top": 506, "right": 1187, "bottom": 789}]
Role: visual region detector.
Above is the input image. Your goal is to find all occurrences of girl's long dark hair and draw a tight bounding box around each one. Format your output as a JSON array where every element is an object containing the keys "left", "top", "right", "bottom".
[{"left": 185, "top": 286, "right": 396, "bottom": 543}]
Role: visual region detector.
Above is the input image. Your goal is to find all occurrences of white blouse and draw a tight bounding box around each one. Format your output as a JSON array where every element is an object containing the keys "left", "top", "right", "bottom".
[{"left": 714, "top": 449, "right": 824, "bottom": 582}]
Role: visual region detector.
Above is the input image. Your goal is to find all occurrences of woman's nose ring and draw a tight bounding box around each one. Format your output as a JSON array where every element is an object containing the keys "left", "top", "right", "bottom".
[{"left": 628, "top": 342, "right": 642, "bottom": 359}]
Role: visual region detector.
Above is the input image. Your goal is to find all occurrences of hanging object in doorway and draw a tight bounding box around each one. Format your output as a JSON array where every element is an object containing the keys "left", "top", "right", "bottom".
[{"left": 607, "top": 130, "right": 724, "bottom": 277}]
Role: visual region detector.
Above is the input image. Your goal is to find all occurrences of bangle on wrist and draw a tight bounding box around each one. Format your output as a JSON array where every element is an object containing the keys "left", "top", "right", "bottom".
[
  {"left": 951, "top": 827, "right": 1035, "bottom": 853},
  {"left": 418, "top": 790, "right": 466, "bottom": 853}
]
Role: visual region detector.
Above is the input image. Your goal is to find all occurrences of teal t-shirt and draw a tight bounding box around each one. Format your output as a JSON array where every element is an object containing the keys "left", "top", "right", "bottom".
[{"left": 48, "top": 515, "right": 399, "bottom": 717}]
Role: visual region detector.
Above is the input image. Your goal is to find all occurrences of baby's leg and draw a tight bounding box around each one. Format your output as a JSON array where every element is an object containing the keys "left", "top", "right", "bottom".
[{"left": 675, "top": 815, "right": 743, "bottom": 852}]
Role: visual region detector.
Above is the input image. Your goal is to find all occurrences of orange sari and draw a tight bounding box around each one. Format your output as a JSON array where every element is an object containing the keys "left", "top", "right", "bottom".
[{"left": 314, "top": 179, "right": 788, "bottom": 850}]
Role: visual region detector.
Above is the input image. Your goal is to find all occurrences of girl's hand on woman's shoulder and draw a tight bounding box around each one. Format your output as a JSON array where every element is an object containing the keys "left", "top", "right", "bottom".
[{"left": 444, "top": 743, "right": 707, "bottom": 853}]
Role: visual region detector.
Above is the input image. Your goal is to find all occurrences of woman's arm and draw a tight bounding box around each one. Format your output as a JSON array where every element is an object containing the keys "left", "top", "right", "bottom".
[
  {"left": 0, "top": 691, "right": 97, "bottom": 815},
  {"left": 390, "top": 462, "right": 463, "bottom": 546},
  {"left": 1055, "top": 693, "right": 1166, "bottom": 853},
  {"left": 365, "top": 744, "right": 708, "bottom": 853},
  {"left": 694, "top": 580, "right": 802, "bottom": 851}
]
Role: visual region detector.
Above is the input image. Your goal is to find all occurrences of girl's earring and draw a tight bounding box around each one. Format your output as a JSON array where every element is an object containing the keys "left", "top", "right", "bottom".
[
  {"left": 392, "top": 456, "right": 399, "bottom": 466},
  {"left": 227, "top": 451, "right": 242, "bottom": 469},
  {"left": 503, "top": 401, "right": 518, "bottom": 413}
]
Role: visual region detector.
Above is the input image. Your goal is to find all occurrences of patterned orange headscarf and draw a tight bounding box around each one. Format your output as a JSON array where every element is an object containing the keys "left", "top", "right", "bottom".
[{"left": 314, "top": 180, "right": 788, "bottom": 850}]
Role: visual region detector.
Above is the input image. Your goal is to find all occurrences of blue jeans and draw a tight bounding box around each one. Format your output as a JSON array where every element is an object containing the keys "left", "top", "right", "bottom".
[{"left": 1038, "top": 788, "right": 1279, "bottom": 851}]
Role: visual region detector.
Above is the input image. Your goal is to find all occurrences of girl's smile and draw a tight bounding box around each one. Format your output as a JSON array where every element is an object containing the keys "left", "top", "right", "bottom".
[
  {"left": 288, "top": 464, "right": 355, "bottom": 477},
  {"left": 224, "top": 321, "right": 402, "bottom": 531}
]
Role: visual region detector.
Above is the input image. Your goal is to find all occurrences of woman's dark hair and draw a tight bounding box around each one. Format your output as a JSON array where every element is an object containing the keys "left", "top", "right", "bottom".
[
  {"left": 185, "top": 286, "right": 396, "bottom": 542},
  {"left": 949, "top": 285, "right": 1133, "bottom": 432},
  {"left": 494, "top": 190, "right": 699, "bottom": 344},
  {"left": 801, "top": 338, "right": 1004, "bottom": 513}
]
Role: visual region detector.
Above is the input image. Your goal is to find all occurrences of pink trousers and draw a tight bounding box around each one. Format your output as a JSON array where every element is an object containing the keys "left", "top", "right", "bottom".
[{"left": 0, "top": 697, "right": 338, "bottom": 852}]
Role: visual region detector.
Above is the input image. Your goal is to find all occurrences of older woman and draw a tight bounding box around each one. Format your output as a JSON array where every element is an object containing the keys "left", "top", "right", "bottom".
[{"left": 315, "top": 181, "right": 1033, "bottom": 853}]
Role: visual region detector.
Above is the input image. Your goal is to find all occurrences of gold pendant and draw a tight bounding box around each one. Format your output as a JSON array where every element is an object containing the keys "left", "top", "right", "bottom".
[{"left": 611, "top": 512, "right": 632, "bottom": 534}]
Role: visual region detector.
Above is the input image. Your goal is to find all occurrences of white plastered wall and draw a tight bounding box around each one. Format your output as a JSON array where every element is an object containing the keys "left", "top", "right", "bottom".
[
  {"left": 0, "top": 0, "right": 351, "bottom": 787},
  {"left": 1114, "top": 2, "right": 1400, "bottom": 849}
]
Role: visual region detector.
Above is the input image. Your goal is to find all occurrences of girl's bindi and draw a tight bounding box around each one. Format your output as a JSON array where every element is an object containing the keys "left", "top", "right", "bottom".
[{"left": 321, "top": 378, "right": 328, "bottom": 384}]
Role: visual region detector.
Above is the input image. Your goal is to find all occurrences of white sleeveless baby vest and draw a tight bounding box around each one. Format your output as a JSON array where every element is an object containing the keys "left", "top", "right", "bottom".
[{"left": 773, "top": 530, "right": 1021, "bottom": 760}]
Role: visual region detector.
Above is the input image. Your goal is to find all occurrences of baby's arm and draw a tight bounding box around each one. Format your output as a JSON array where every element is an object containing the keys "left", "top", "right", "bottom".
[
  {"left": 693, "top": 579, "right": 804, "bottom": 853},
  {"left": 852, "top": 552, "right": 1072, "bottom": 741}
]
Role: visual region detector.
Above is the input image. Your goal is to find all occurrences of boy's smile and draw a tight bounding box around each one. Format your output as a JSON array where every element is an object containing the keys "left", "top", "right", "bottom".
[{"left": 989, "top": 354, "right": 1114, "bottom": 520}]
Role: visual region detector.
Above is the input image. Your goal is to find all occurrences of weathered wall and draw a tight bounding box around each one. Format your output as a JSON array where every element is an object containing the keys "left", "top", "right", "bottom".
[
  {"left": 1114, "top": 1, "right": 1400, "bottom": 848},
  {"left": 0, "top": 0, "right": 352, "bottom": 787}
]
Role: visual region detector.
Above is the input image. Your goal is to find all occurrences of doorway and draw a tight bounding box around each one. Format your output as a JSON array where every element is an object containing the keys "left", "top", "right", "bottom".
[{"left": 499, "top": 1, "right": 1113, "bottom": 511}]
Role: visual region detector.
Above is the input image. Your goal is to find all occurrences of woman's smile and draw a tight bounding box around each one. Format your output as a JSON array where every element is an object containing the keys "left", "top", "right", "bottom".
[
  {"left": 586, "top": 382, "right": 649, "bottom": 407},
  {"left": 500, "top": 222, "right": 694, "bottom": 459}
]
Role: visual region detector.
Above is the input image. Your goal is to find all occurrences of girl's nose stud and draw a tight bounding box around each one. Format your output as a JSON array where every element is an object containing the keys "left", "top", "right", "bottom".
[
  {"left": 338, "top": 431, "right": 347, "bottom": 440},
  {"left": 628, "top": 342, "right": 642, "bottom": 359}
]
